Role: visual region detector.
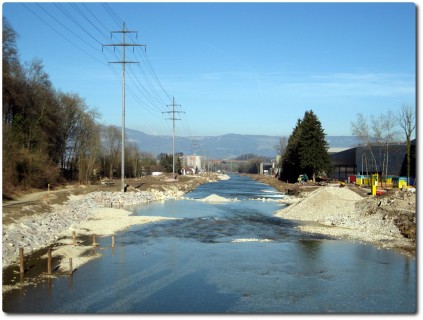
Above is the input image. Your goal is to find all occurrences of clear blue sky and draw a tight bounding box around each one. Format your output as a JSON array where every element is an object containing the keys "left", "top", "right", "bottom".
[{"left": 2, "top": 1, "right": 416, "bottom": 138}]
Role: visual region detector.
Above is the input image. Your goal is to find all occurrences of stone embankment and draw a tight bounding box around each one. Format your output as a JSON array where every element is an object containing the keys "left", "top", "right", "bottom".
[{"left": 2, "top": 174, "right": 229, "bottom": 270}]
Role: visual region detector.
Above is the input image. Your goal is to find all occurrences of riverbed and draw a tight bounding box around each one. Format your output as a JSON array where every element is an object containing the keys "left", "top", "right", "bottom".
[{"left": 2, "top": 174, "right": 416, "bottom": 313}]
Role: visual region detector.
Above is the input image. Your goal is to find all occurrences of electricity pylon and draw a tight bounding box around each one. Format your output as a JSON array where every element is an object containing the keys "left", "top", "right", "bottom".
[
  {"left": 103, "top": 22, "right": 145, "bottom": 192},
  {"left": 163, "top": 97, "right": 184, "bottom": 179}
]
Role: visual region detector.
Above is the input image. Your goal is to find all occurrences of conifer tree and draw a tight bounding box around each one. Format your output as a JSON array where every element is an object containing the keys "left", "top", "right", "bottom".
[
  {"left": 280, "top": 119, "right": 302, "bottom": 182},
  {"left": 280, "top": 110, "right": 331, "bottom": 182},
  {"left": 298, "top": 110, "right": 331, "bottom": 181}
]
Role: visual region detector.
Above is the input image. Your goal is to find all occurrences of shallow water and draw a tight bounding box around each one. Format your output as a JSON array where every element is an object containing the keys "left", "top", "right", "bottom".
[{"left": 2, "top": 174, "right": 416, "bottom": 313}]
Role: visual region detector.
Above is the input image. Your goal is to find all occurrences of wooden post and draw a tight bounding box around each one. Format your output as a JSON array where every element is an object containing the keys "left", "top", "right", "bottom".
[
  {"left": 112, "top": 235, "right": 115, "bottom": 248},
  {"left": 47, "top": 248, "right": 52, "bottom": 275},
  {"left": 19, "top": 247, "right": 24, "bottom": 274},
  {"left": 19, "top": 273, "right": 24, "bottom": 295},
  {"left": 69, "top": 258, "right": 73, "bottom": 275},
  {"left": 72, "top": 231, "right": 77, "bottom": 246},
  {"left": 92, "top": 234, "right": 99, "bottom": 246}
]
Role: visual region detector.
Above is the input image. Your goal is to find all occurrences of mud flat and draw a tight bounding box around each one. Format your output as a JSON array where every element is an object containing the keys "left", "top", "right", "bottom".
[{"left": 275, "top": 184, "right": 416, "bottom": 254}]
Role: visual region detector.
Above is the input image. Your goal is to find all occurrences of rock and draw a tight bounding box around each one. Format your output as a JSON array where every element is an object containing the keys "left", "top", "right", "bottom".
[{"left": 3, "top": 178, "right": 218, "bottom": 270}]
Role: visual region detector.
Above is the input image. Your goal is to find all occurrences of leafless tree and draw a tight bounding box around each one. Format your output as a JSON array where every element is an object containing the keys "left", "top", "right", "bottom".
[
  {"left": 274, "top": 136, "right": 288, "bottom": 168},
  {"left": 351, "top": 113, "right": 378, "bottom": 173},
  {"left": 125, "top": 142, "right": 141, "bottom": 178},
  {"left": 398, "top": 105, "right": 416, "bottom": 185},
  {"left": 103, "top": 125, "right": 121, "bottom": 179},
  {"left": 371, "top": 110, "right": 400, "bottom": 183}
]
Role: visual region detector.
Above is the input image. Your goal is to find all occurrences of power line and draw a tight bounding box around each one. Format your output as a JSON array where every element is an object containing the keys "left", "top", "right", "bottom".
[
  {"left": 25, "top": 2, "right": 189, "bottom": 150},
  {"left": 70, "top": 3, "right": 111, "bottom": 42},
  {"left": 103, "top": 22, "right": 146, "bottom": 192},
  {"left": 101, "top": 3, "right": 123, "bottom": 28},
  {"left": 163, "top": 97, "right": 184, "bottom": 179},
  {"left": 81, "top": 3, "right": 111, "bottom": 34},
  {"left": 137, "top": 49, "right": 172, "bottom": 102},
  {"left": 95, "top": 3, "right": 182, "bottom": 137},
  {"left": 21, "top": 3, "right": 106, "bottom": 65},
  {"left": 53, "top": 3, "right": 102, "bottom": 46},
  {"left": 35, "top": 3, "right": 98, "bottom": 52},
  {"left": 127, "top": 64, "right": 167, "bottom": 111}
]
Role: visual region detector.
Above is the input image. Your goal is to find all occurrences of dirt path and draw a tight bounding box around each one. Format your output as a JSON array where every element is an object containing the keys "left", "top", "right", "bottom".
[
  {"left": 1, "top": 175, "right": 203, "bottom": 225},
  {"left": 3, "top": 188, "right": 76, "bottom": 207}
]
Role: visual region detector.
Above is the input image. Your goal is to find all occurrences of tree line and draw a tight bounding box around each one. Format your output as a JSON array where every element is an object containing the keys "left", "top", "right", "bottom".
[
  {"left": 351, "top": 106, "right": 415, "bottom": 184},
  {"left": 232, "top": 154, "right": 271, "bottom": 174},
  {"left": 2, "top": 19, "right": 159, "bottom": 197},
  {"left": 276, "top": 106, "right": 415, "bottom": 184}
]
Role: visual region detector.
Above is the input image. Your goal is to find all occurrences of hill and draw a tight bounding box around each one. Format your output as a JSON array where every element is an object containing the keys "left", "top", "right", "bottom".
[{"left": 124, "top": 128, "right": 359, "bottom": 159}]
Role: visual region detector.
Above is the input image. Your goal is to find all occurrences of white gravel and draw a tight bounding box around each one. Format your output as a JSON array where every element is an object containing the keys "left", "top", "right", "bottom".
[
  {"left": 3, "top": 175, "right": 414, "bottom": 276},
  {"left": 274, "top": 184, "right": 415, "bottom": 251},
  {"left": 2, "top": 174, "right": 228, "bottom": 271}
]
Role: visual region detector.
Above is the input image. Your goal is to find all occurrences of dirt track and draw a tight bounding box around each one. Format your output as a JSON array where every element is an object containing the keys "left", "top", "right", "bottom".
[{"left": 2, "top": 174, "right": 207, "bottom": 225}]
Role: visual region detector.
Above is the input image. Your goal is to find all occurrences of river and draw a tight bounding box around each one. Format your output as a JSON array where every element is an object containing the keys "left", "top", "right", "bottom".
[{"left": 2, "top": 174, "right": 416, "bottom": 313}]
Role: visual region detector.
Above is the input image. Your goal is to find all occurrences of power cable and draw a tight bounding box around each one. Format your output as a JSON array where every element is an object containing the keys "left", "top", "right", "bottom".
[
  {"left": 35, "top": 3, "right": 99, "bottom": 52},
  {"left": 21, "top": 3, "right": 106, "bottom": 65},
  {"left": 53, "top": 3, "right": 102, "bottom": 46},
  {"left": 101, "top": 3, "right": 123, "bottom": 28}
]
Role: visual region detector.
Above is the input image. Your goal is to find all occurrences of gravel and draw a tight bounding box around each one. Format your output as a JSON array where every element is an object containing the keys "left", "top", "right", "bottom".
[
  {"left": 2, "top": 174, "right": 230, "bottom": 270},
  {"left": 275, "top": 184, "right": 416, "bottom": 253},
  {"left": 3, "top": 175, "right": 414, "bottom": 272}
]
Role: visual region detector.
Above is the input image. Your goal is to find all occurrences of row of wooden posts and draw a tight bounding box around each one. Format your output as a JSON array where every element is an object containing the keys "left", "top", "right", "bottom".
[{"left": 18, "top": 232, "right": 116, "bottom": 276}]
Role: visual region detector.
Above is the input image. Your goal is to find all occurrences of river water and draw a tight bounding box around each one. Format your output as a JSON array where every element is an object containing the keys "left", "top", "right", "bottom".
[{"left": 2, "top": 175, "right": 416, "bottom": 313}]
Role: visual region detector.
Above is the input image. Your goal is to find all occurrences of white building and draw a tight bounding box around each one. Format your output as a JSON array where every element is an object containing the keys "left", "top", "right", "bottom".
[{"left": 180, "top": 155, "right": 202, "bottom": 173}]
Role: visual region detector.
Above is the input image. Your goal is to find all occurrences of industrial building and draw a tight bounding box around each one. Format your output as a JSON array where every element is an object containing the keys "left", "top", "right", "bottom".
[{"left": 329, "top": 140, "right": 416, "bottom": 184}]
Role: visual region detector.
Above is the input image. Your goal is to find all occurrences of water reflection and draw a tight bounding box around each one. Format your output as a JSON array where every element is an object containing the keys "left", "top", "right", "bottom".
[{"left": 298, "top": 239, "right": 322, "bottom": 257}]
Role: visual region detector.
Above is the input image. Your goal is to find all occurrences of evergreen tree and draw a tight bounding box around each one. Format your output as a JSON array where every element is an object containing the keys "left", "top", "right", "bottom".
[
  {"left": 280, "top": 110, "right": 331, "bottom": 182},
  {"left": 298, "top": 110, "right": 331, "bottom": 181},
  {"left": 280, "top": 119, "right": 302, "bottom": 182},
  {"left": 159, "top": 153, "right": 182, "bottom": 174}
]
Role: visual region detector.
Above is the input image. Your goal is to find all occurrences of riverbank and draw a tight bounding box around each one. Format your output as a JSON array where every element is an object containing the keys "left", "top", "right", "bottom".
[
  {"left": 2, "top": 173, "right": 229, "bottom": 273},
  {"left": 247, "top": 174, "right": 416, "bottom": 255},
  {"left": 275, "top": 183, "right": 416, "bottom": 255}
]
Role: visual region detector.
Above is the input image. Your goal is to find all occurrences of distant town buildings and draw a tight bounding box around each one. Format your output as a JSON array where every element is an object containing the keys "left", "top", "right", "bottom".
[{"left": 180, "top": 155, "right": 202, "bottom": 175}]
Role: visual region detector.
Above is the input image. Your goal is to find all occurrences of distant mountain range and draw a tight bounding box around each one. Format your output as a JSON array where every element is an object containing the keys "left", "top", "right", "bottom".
[{"left": 124, "top": 128, "right": 359, "bottom": 159}]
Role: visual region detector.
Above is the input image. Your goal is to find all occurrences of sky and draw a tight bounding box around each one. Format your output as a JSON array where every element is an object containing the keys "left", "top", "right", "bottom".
[{"left": 2, "top": 1, "right": 416, "bottom": 139}]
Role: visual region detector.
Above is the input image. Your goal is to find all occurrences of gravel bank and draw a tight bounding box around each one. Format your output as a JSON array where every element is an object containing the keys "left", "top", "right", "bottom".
[
  {"left": 2, "top": 174, "right": 229, "bottom": 271},
  {"left": 274, "top": 184, "right": 416, "bottom": 253}
]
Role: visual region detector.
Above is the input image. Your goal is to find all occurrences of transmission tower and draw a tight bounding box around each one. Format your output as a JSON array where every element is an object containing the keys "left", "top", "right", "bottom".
[
  {"left": 163, "top": 97, "right": 184, "bottom": 179},
  {"left": 103, "top": 22, "right": 145, "bottom": 192},
  {"left": 191, "top": 139, "right": 200, "bottom": 155}
]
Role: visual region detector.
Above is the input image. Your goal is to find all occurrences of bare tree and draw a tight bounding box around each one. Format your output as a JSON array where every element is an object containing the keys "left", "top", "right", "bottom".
[
  {"left": 398, "top": 105, "right": 416, "bottom": 185},
  {"left": 82, "top": 123, "right": 101, "bottom": 185},
  {"left": 351, "top": 113, "right": 378, "bottom": 173},
  {"left": 274, "top": 136, "right": 288, "bottom": 167},
  {"left": 104, "top": 125, "right": 121, "bottom": 179},
  {"left": 125, "top": 142, "right": 141, "bottom": 178},
  {"left": 2, "top": 19, "right": 102, "bottom": 195},
  {"left": 371, "top": 110, "right": 400, "bottom": 184}
]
